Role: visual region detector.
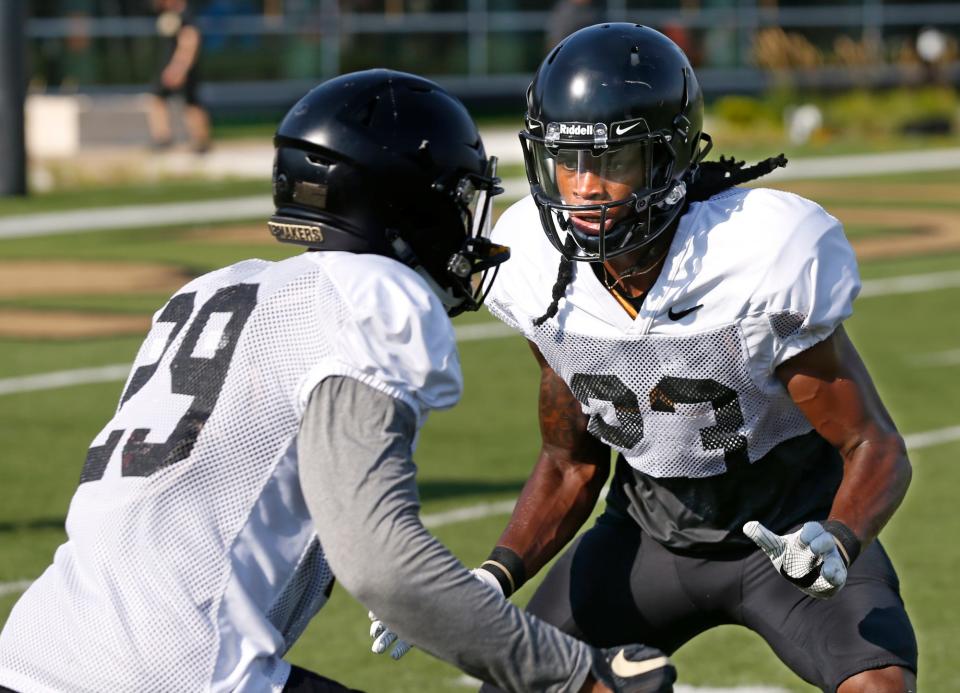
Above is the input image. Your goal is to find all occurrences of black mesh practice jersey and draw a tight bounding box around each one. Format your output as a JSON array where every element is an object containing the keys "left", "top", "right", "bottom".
[{"left": 486, "top": 188, "right": 860, "bottom": 551}]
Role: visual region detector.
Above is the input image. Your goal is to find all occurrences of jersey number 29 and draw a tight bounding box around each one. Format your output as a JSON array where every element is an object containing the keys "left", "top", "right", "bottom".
[{"left": 80, "top": 284, "right": 258, "bottom": 484}]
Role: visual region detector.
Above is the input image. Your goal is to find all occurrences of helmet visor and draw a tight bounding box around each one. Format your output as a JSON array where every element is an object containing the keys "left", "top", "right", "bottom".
[
  {"left": 467, "top": 164, "right": 496, "bottom": 241},
  {"left": 530, "top": 141, "right": 651, "bottom": 236}
]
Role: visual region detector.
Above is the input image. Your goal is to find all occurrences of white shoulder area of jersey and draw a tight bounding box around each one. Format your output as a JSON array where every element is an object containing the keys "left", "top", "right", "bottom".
[
  {"left": 147, "top": 258, "right": 272, "bottom": 323},
  {"left": 486, "top": 195, "right": 565, "bottom": 331},
  {"left": 302, "top": 251, "right": 462, "bottom": 416},
  {"left": 172, "top": 258, "right": 272, "bottom": 297},
  {"left": 308, "top": 251, "right": 452, "bottom": 330},
  {"left": 490, "top": 195, "right": 558, "bottom": 265},
  {"left": 686, "top": 186, "right": 857, "bottom": 301},
  {"left": 685, "top": 186, "right": 860, "bottom": 375},
  {"left": 690, "top": 187, "right": 841, "bottom": 257}
]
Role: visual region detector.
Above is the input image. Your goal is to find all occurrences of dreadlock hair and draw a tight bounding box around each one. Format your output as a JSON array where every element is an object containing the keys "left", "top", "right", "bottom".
[
  {"left": 531, "top": 153, "right": 789, "bottom": 327},
  {"left": 686, "top": 153, "right": 788, "bottom": 203},
  {"left": 532, "top": 234, "right": 577, "bottom": 327}
]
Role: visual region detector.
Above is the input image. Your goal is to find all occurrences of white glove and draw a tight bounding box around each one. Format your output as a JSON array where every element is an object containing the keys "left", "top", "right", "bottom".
[
  {"left": 367, "top": 567, "right": 505, "bottom": 660},
  {"left": 368, "top": 610, "right": 413, "bottom": 660},
  {"left": 743, "top": 520, "right": 848, "bottom": 599},
  {"left": 470, "top": 565, "right": 506, "bottom": 596}
]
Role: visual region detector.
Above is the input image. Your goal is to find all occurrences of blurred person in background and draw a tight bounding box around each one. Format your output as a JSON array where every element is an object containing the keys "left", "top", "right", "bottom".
[
  {"left": 63, "top": 3, "right": 97, "bottom": 88},
  {"left": 660, "top": 19, "right": 697, "bottom": 66},
  {"left": 148, "top": 0, "right": 211, "bottom": 153},
  {"left": 0, "top": 69, "right": 674, "bottom": 693}
]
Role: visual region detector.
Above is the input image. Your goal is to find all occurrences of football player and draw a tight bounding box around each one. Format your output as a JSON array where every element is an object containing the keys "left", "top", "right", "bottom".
[
  {"left": 372, "top": 25, "right": 918, "bottom": 693},
  {"left": 0, "top": 70, "right": 674, "bottom": 693}
]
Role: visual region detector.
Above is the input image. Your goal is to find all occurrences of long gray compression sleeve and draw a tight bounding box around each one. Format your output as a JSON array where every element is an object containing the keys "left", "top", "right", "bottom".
[{"left": 297, "top": 376, "right": 594, "bottom": 693}]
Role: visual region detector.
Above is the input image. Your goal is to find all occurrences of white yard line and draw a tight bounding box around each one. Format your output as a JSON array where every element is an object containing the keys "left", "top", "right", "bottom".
[
  {"left": 4, "top": 145, "right": 960, "bottom": 239},
  {"left": 764, "top": 147, "right": 960, "bottom": 181},
  {"left": 1, "top": 421, "right": 958, "bottom": 601},
  {"left": 0, "top": 324, "right": 515, "bottom": 397},
  {"left": 0, "top": 268, "right": 957, "bottom": 398},
  {"left": 858, "top": 269, "right": 960, "bottom": 297},
  {"left": 2, "top": 269, "right": 959, "bottom": 598},
  {"left": 908, "top": 349, "right": 960, "bottom": 367},
  {"left": 903, "top": 425, "right": 960, "bottom": 450},
  {"left": 454, "top": 322, "right": 516, "bottom": 342},
  {"left": 422, "top": 499, "right": 518, "bottom": 529},
  {"left": 0, "top": 580, "right": 34, "bottom": 598},
  {"left": 0, "top": 196, "right": 274, "bottom": 239},
  {"left": 0, "top": 363, "right": 132, "bottom": 396}
]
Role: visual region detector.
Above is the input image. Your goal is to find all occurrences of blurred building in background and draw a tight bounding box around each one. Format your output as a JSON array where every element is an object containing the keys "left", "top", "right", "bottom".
[{"left": 21, "top": 1, "right": 960, "bottom": 126}]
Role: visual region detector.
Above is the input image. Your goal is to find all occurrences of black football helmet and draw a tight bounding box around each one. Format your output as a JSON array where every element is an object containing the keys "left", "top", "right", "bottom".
[
  {"left": 270, "top": 69, "right": 508, "bottom": 316},
  {"left": 521, "top": 23, "right": 712, "bottom": 263}
]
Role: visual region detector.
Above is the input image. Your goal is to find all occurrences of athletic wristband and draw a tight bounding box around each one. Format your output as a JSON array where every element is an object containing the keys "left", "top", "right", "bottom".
[
  {"left": 479, "top": 546, "right": 527, "bottom": 598},
  {"left": 822, "top": 520, "right": 862, "bottom": 567}
]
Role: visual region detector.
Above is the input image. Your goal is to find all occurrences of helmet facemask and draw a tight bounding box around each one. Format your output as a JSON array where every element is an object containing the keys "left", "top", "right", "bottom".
[
  {"left": 521, "top": 124, "right": 709, "bottom": 263},
  {"left": 392, "top": 156, "right": 509, "bottom": 317},
  {"left": 520, "top": 24, "right": 713, "bottom": 265}
]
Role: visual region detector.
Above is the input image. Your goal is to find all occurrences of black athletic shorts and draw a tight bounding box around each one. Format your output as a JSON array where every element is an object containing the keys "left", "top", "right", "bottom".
[
  {"left": 154, "top": 66, "right": 202, "bottom": 106},
  {"left": 283, "top": 665, "right": 365, "bottom": 693},
  {"left": 518, "top": 509, "right": 917, "bottom": 693}
]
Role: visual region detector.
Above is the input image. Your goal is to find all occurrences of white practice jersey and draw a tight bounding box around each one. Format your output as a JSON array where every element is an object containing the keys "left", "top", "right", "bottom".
[
  {"left": 0, "top": 252, "right": 460, "bottom": 693},
  {"left": 487, "top": 188, "right": 860, "bottom": 481}
]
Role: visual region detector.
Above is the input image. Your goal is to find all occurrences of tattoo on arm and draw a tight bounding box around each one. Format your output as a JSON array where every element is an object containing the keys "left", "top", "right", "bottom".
[{"left": 530, "top": 342, "right": 610, "bottom": 465}]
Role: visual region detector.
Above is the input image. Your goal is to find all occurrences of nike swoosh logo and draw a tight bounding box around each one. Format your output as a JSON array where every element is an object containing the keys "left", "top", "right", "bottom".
[
  {"left": 781, "top": 564, "right": 821, "bottom": 588},
  {"left": 615, "top": 122, "right": 641, "bottom": 135},
  {"left": 611, "top": 650, "right": 670, "bottom": 678},
  {"left": 667, "top": 303, "right": 703, "bottom": 320}
]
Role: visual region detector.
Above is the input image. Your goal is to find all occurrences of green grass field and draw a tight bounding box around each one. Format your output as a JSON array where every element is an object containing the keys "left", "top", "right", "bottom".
[{"left": 1, "top": 167, "right": 959, "bottom": 692}]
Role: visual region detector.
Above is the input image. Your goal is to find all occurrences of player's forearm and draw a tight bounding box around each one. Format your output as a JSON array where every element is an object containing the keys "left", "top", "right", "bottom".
[
  {"left": 347, "top": 511, "right": 594, "bottom": 693},
  {"left": 496, "top": 449, "right": 608, "bottom": 579},
  {"left": 826, "top": 331, "right": 913, "bottom": 546},
  {"left": 298, "top": 376, "right": 595, "bottom": 692},
  {"left": 499, "top": 344, "right": 610, "bottom": 582},
  {"left": 829, "top": 435, "right": 911, "bottom": 548},
  {"left": 778, "top": 328, "right": 912, "bottom": 552}
]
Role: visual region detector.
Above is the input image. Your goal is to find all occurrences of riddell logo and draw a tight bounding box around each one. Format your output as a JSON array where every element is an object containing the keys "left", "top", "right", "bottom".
[{"left": 559, "top": 123, "right": 593, "bottom": 136}]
